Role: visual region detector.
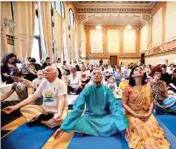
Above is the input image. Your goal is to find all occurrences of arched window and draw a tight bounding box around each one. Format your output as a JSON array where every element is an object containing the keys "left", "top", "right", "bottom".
[
  {"left": 68, "top": 9, "right": 75, "bottom": 29},
  {"left": 61, "top": 2, "right": 65, "bottom": 18},
  {"left": 56, "top": 1, "right": 61, "bottom": 15},
  {"left": 51, "top": 1, "right": 65, "bottom": 18},
  {"left": 51, "top": 1, "right": 56, "bottom": 9}
]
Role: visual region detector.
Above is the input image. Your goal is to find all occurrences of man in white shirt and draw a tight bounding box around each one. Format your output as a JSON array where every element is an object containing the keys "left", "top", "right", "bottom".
[{"left": 3, "top": 66, "right": 68, "bottom": 128}]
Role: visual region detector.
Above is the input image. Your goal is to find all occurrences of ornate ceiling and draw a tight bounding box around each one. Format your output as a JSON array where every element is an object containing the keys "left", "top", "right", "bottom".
[
  {"left": 73, "top": 1, "right": 157, "bottom": 25},
  {"left": 82, "top": 14, "right": 142, "bottom": 25},
  {"left": 74, "top": 1, "right": 156, "bottom": 13}
]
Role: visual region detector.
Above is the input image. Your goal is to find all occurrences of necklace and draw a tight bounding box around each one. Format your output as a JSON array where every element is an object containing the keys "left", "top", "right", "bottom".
[{"left": 133, "top": 85, "right": 143, "bottom": 93}]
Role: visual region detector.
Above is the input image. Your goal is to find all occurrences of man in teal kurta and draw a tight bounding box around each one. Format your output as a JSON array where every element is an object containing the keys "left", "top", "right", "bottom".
[{"left": 54, "top": 69, "right": 129, "bottom": 137}]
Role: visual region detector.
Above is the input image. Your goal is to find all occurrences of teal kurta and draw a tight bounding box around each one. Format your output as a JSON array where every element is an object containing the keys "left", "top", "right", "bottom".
[{"left": 61, "top": 85, "right": 129, "bottom": 136}]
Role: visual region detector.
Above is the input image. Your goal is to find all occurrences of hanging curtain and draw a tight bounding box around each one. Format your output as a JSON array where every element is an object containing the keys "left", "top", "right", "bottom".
[
  {"left": 40, "top": 1, "right": 53, "bottom": 58},
  {"left": 13, "top": 2, "right": 35, "bottom": 61},
  {"left": 53, "top": 9, "right": 62, "bottom": 58},
  {"left": 26, "top": 2, "right": 35, "bottom": 58}
]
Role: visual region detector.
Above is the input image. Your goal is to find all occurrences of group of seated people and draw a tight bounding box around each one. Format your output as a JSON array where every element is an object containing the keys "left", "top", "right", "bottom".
[{"left": 1, "top": 53, "right": 176, "bottom": 149}]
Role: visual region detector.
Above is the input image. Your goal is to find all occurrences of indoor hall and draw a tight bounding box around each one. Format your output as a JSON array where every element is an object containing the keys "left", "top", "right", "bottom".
[{"left": 1, "top": 1, "right": 176, "bottom": 149}]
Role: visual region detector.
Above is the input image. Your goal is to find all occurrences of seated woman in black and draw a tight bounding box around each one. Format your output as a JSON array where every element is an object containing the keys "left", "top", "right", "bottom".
[
  {"left": 161, "top": 64, "right": 171, "bottom": 86},
  {"left": 1, "top": 53, "right": 18, "bottom": 84},
  {"left": 42, "top": 57, "right": 51, "bottom": 69},
  {"left": 168, "top": 68, "right": 176, "bottom": 94}
]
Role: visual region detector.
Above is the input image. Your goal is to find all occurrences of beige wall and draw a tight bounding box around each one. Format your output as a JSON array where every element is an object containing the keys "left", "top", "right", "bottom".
[
  {"left": 140, "top": 24, "right": 149, "bottom": 53},
  {"left": 123, "top": 29, "right": 136, "bottom": 53},
  {"left": 1, "top": 2, "right": 14, "bottom": 57},
  {"left": 107, "top": 29, "right": 120, "bottom": 53},
  {"left": 84, "top": 25, "right": 140, "bottom": 65},
  {"left": 152, "top": 7, "right": 162, "bottom": 47},
  {"left": 165, "top": 2, "right": 176, "bottom": 42},
  {"left": 145, "top": 52, "right": 176, "bottom": 65},
  {"left": 120, "top": 58, "right": 140, "bottom": 66},
  {"left": 88, "top": 59, "right": 109, "bottom": 65},
  {"left": 146, "top": 2, "right": 176, "bottom": 60},
  {"left": 88, "top": 58, "right": 140, "bottom": 66},
  {"left": 79, "top": 24, "right": 86, "bottom": 59}
]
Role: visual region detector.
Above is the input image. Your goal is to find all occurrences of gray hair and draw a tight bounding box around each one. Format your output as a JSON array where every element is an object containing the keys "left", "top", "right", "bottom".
[{"left": 45, "top": 66, "right": 58, "bottom": 76}]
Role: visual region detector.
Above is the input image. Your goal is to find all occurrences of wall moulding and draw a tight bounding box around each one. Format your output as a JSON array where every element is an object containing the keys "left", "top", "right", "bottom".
[
  {"left": 145, "top": 49, "right": 176, "bottom": 58},
  {"left": 151, "top": 2, "right": 166, "bottom": 16},
  {"left": 145, "top": 39, "right": 176, "bottom": 56},
  {"left": 77, "top": 8, "right": 151, "bottom": 14}
]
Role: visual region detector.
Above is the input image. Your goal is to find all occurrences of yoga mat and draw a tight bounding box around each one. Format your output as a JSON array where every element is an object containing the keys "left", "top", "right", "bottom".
[
  {"left": 155, "top": 105, "right": 176, "bottom": 136},
  {"left": 1, "top": 110, "right": 22, "bottom": 127},
  {"left": 155, "top": 116, "right": 176, "bottom": 149},
  {"left": 1, "top": 123, "right": 57, "bottom": 149},
  {"left": 157, "top": 114, "right": 176, "bottom": 136},
  {"left": 1, "top": 130, "right": 11, "bottom": 138},
  {"left": 67, "top": 133, "right": 129, "bottom": 149},
  {"left": 120, "top": 132, "right": 130, "bottom": 149}
]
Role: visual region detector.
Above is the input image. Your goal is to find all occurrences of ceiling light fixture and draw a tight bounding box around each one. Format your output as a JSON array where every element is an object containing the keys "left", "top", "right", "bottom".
[
  {"left": 126, "top": 25, "right": 132, "bottom": 30},
  {"left": 96, "top": 25, "right": 102, "bottom": 30}
]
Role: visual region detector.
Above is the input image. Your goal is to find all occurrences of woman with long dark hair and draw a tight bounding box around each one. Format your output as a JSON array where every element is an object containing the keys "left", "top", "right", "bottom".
[
  {"left": 122, "top": 66, "right": 170, "bottom": 149},
  {"left": 1, "top": 53, "right": 18, "bottom": 83}
]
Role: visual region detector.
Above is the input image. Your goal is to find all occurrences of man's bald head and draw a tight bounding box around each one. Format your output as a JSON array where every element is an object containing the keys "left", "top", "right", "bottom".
[
  {"left": 91, "top": 69, "right": 103, "bottom": 85},
  {"left": 44, "top": 66, "right": 58, "bottom": 82}
]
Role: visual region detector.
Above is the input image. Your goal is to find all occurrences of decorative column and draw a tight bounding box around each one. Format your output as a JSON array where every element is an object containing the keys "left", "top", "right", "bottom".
[
  {"left": 140, "top": 15, "right": 152, "bottom": 50},
  {"left": 162, "top": 2, "right": 166, "bottom": 44},
  {"left": 135, "top": 25, "right": 140, "bottom": 55},
  {"left": 119, "top": 26, "right": 124, "bottom": 54},
  {"left": 103, "top": 26, "right": 108, "bottom": 56},
  {"left": 85, "top": 26, "right": 90, "bottom": 59}
]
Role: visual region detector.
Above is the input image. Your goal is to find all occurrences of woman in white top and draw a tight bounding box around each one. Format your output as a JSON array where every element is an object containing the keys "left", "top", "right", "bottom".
[
  {"left": 104, "top": 66, "right": 111, "bottom": 81},
  {"left": 68, "top": 67, "right": 82, "bottom": 95},
  {"left": 80, "top": 65, "right": 90, "bottom": 88}
]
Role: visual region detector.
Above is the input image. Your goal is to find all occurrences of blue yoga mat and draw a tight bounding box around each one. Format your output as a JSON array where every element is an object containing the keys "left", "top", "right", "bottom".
[
  {"left": 155, "top": 116, "right": 176, "bottom": 149},
  {"left": 67, "top": 132, "right": 130, "bottom": 149},
  {"left": 155, "top": 105, "right": 176, "bottom": 136},
  {"left": 1, "top": 123, "right": 57, "bottom": 149},
  {"left": 157, "top": 114, "right": 176, "bottom": 136}
]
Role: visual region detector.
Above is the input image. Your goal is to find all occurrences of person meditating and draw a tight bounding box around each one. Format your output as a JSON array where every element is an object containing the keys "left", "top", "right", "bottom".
[
  {"left": 3, "top": 66, "right": 68, "bottom": 128},
  {"left": 122, "top": 66, "right": 170, "bottom": 149},
  {"left": 1, "top": 70, "right": 33, "bottom": 109},
  {"left": 54, "top": 69, "right": 129, "bottom": 138},
  {"left": 150, "top": 66, "right": 176, "bottom": 115}
]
